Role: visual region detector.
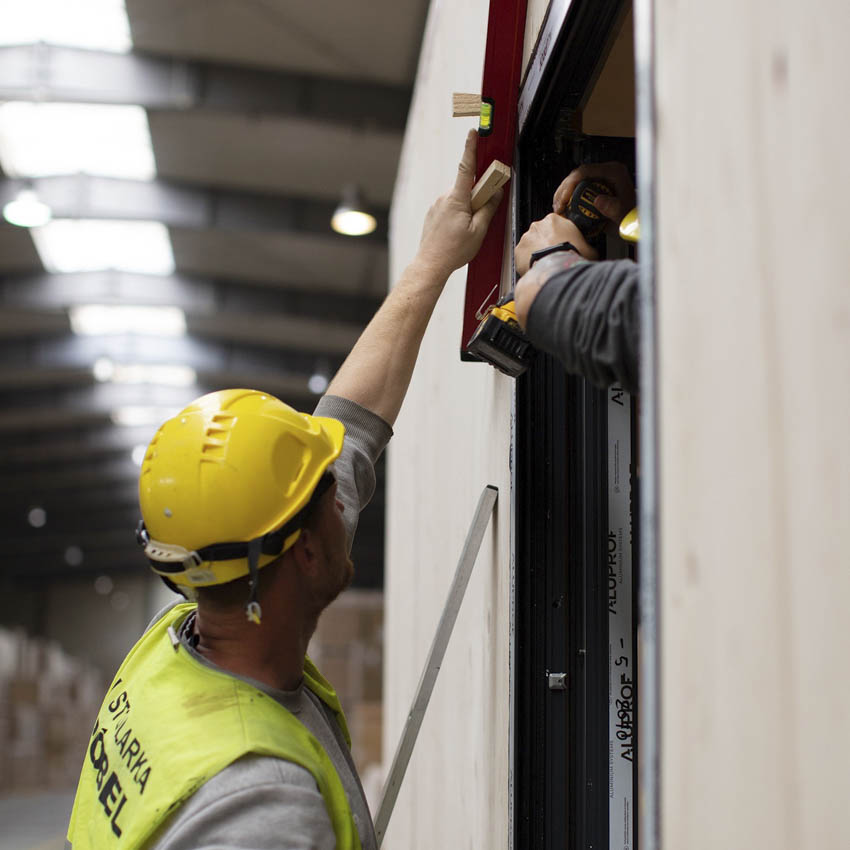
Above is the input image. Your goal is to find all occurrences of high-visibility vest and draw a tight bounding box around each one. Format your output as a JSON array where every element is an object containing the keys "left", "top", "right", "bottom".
[{"left": 67, "top": 602, "right": 362, "bottom": 850}]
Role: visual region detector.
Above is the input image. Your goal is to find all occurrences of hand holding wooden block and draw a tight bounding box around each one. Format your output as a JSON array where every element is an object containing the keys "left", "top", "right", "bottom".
[{"left": 470, "top": 160, "right": 511, "bottom": 211}]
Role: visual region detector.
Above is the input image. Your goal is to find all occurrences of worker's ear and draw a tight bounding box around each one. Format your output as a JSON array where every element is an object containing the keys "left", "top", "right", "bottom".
[{"left": 290, "top": 528, "right": 320, "bottom": 576}]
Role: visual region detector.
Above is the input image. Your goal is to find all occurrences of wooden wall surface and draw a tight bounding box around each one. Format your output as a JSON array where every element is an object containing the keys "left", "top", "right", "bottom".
[
  {"left": 656, "top": 1, "right": 850, "bottom": 846},
  {"left": 382, "top": 0, "right": 529, "bottom": 846}
]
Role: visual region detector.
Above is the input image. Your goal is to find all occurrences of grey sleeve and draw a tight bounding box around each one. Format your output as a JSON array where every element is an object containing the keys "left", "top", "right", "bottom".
[
  {"left": 312, "top": 395, "right": 393, "bottom": 550},
  {"left": 147, "top": 755, "right": 336, "bottom": 850},
  {"left": 525, "top": 258, "right": 641, "bottom": 394}
]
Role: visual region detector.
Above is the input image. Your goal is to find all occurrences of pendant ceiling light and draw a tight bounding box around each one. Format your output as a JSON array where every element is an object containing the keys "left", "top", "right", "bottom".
[
  {"left": 331, "top": 184, "right": 377, "bottom": 236},
  {"left": 3, "top": 188, "right": 52, "bottom": 227}
]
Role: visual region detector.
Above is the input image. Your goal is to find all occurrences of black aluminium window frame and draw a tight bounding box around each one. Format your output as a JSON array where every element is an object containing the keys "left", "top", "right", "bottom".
[{"left": 511, "top": 2, "right": 637, "bottom": 849}]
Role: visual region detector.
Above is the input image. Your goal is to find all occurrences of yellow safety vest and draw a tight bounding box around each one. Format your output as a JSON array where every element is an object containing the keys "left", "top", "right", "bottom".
[{"left": 67, "top": 602, "right": 362, "bottom": 850}]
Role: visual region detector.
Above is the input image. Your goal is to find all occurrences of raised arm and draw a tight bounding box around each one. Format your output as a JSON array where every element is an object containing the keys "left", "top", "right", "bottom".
[
  {"left": 325, "top": 130, "right": 503, "bottom": 426},
  {"left": 512, "top": 163, "right": 641, "bottom": 393}
]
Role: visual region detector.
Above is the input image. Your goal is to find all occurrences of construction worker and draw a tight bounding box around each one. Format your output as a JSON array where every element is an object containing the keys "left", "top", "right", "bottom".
[
  {"left": 514, "top": 162, "right": 641, "bottom": 393},
  {"left": 66, "top": 129, "right": 503, "bottom": 850}
]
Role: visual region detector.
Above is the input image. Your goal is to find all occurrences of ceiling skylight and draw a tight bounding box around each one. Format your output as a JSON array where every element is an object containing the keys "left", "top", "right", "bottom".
[
  {"left": 92, "top": 358, "right": 197, "bottom": 386},
  {"left": 32, "top": 220, "right": 175, "bottom": 275},
  {"left": 0, "top": 102, "right": 155, "bottom": 180},
  {"left": 70, "top": 305, "right": 186, "bottom": 337},
  {"left": 111, "top": 407, "right": 181, "bottom": 428},
  {"left": 0, "top": 0, "right": 132, "bottom": 53}
]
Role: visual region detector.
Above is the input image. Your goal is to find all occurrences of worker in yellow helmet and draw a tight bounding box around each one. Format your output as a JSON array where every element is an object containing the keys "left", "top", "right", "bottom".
[
  {"left": 66, "top": 130, "right": 503, "bottom": 850},
  {"left": 514, "top": 162, "right": 642, "bottom": 393}
]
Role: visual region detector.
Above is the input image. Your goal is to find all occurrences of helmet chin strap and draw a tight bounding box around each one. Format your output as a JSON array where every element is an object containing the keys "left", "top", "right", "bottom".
[{"left": 246, "top": 537, "right": 263, "bottom": 625}]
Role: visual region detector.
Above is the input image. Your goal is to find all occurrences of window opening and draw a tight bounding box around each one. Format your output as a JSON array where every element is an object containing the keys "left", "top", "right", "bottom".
[{"left": 513, "top": 3, "right": 638, "bottom": 849}]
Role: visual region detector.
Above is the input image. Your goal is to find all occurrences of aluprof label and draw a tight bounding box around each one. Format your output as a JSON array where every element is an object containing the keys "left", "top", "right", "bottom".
[{"left": 608, "top": 385, "right": 634, "bottom": 850}]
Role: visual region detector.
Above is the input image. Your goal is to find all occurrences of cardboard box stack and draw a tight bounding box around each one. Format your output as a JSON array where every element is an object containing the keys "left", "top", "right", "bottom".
[{"left": 0, "top": 627, "right": 104, "bottom": 795}]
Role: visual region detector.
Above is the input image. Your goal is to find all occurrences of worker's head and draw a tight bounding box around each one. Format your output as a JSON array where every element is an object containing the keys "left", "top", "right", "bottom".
[{"left": 136, "top": 388, "right": 347, "bottom": 621}]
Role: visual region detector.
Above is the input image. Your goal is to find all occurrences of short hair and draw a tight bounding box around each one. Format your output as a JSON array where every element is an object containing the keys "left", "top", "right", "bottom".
[{"left": 196, "top": 556, "right": 283, "bottom": 611}]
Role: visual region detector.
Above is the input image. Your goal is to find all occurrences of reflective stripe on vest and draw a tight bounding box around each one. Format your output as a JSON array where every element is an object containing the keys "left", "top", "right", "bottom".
[{"left": 67, "top": 602, "right": 361, "bottom": 850}]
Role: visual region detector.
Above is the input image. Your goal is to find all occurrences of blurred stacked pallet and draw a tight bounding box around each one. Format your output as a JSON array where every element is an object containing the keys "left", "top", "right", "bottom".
[
  {"left": 310, "top": 590, "right": 384, "bottom": 776},
  {"left": 0, "top": 627, "right": 104, "bottom": 794}
]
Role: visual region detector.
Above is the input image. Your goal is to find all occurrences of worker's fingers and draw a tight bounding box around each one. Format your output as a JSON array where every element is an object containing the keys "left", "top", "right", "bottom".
[
  {"left": 594, "top": 195, "right": 617, "bottom": 217},
  {"left": 452, "top": 129, "right": 478, "bottom": 199},
  {"left": 552, "top": 161, "right": 636, "bottom": 220},
  {"left": 415, "top": 179, "right": 501, "bottom": 279},
  {"left": 514, "top": 267, "right": 547, "bottom": 329},
  {"left": 594, "top": 194, "right": 627, "bottom": 223},
  {"left": 515, "top": 213, "right": 597, "bottom": 276},
  {"left": 565, "top": 225, "right": 599, "bottom": 261},
  {"left": 471, "top": 185, "right": 503, "bottom": 231},
  {"left": 552, "top": 169, "right": 585, "bottom": 214}
]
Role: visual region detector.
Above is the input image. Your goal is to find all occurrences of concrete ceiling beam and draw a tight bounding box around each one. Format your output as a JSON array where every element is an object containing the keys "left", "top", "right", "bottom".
[
  {"left": 0, "top": 43, "right": 411, "bottom": 133},
  {"left": 0, "top": 175, "right": 389, "bottom": 242}
]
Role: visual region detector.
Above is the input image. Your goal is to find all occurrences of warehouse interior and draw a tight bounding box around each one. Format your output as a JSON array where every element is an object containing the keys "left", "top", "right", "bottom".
[
  {"left": 0, "top": 0, "right": 427, "bottom": 845},
  {"left": 2, "top": 0, "right": 849, "bottom": 849}
]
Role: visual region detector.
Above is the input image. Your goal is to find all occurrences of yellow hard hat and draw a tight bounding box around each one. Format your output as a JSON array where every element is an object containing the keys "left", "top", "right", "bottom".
[
  {"left": 619, "top": 207, "right": 640, "bottom": 243},
  {"left": 136, "top": 389, "right": 344, "bottom": 596}
]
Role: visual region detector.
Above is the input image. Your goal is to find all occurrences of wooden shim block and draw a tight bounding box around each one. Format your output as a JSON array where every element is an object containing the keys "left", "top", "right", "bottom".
[
  {"left": 470, "top": 160, "right": 511, "bottom": 211},
  {"left": 452, "top": 92, "right": 482, "bottom": 117}
]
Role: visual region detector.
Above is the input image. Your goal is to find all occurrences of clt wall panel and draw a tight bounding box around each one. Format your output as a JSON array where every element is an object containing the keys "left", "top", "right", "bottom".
[
  {"left": 382, "top": 1, "right": 510, "bottom": 847},
  {"left": 656, "top": 1, "right": 850, "bottom": 847},
  {"left": 383, "top": 2, "right": 547, "bottom": 848}
]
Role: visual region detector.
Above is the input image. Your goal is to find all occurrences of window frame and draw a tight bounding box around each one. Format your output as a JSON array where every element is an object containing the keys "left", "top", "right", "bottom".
[{"left": 510, "top": 3, "right": 638, "bottom": 848}]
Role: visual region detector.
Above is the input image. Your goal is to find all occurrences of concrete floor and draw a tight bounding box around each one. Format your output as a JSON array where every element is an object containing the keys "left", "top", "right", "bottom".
[{"left": 0, "top": 792, "right": 74, "bottom": 850}]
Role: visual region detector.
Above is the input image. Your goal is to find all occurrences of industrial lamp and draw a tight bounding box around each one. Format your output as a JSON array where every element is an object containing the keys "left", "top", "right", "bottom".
[{"left": 331, "top": 185, "right": 376, "bottom": 236}]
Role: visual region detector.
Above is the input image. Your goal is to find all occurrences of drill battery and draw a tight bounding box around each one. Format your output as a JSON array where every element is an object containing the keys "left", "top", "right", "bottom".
[{"left": 466, "top": 295, "right": 535, "bottom": 377}]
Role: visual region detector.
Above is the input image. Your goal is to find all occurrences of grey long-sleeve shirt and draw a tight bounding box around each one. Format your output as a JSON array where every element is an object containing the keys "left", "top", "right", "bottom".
[
  {"left": 145, "top": 395, "right": 393, "bottom": 850},
  {"left": 525, "top": 257, "right": 640, "bottom": 394}
]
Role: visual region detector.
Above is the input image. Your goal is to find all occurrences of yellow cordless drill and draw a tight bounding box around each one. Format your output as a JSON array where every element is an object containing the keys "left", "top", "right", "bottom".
[{"left": 466, "top": 178, "right": 613, "bottom": 377}]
